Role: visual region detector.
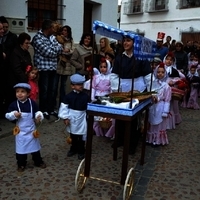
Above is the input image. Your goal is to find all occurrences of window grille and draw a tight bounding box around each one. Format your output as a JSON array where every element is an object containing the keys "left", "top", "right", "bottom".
[
  {"left": 145, "top": 0, "right": 168, "bottom": 12},
  {"left": 179, "top": 0, "right": 200, "bottom": 9},
  {"left": 123, "top": 0, "right": 143, "bottom": 15},
  {"left": 27, "top": 0, "right": 65, "bottom": 30}
]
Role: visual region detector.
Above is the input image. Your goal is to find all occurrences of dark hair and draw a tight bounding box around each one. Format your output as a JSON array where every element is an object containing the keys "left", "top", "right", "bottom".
[
  {"left": 42, "top": 19, "right": 53, "bottom": 31},
  {"left": 171, "top": 39, "right": 176, "bottom": 44},
  {"left": 62, "top": 25, "right": 73, "bottom": 42},
  {"left": 26, "top": 66, "right": 39, "bottom": 81},
  {"left": 79, "top": 32, "right": 93, "bottom": 47},
  {"left": 18, "top": 32, "right": 31, "bottom": 45},
  {"left": 105, "top": 51, "right": 115, "bottom": 60},
  {"left": 190, "top": 52, "right": 199, "bottom": 58},
  {"left": 0, "top": 16, "right": 8, "bottom": 24},
  {"left": 166, "top": 35, "right": 172, "bottom": 40}
]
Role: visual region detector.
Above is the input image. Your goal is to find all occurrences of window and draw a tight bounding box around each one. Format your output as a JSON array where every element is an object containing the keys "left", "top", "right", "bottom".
[
  {"left": 155, "top": 0, "right": 166, "bottom": 10},
  {"left": 145, "top": 0, "right": 168, "bottom": 12},
  {"left": 27, "top": 0, "right": 64, "bottom": 30},
  {"left": 123, "top": 0, "right": 143, "bottom": 15},
  {"left": 179, "top": 0, "right": 200, "bottom": 9}
]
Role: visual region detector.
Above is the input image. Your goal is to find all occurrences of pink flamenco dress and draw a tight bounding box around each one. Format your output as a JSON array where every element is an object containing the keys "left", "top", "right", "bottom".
[
  {"left": 167, "top": 78, "right": 186, "bottom": 127},
  {"left": 147, "top": 79, "right": 171, "bottom": 145},
  {"left": 187, "top": 75, "right": 200, "bottom": 110},
  {"left": 91, "top": 60, "right": 115, "bottom": 138},
  {"left": 28, "top": 79, "right": 39, "bottom": 101},
  {"left": 93, "top": 117, "right": 115, "bottom": 138}
]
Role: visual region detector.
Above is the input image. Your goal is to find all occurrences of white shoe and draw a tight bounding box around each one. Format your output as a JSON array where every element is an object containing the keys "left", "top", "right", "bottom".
[
  {"left": 55, "top": 118, "right": 60, "bottom": 122},
  {"left": 110, "top": 136, "right": 115, "bottom": 141}
]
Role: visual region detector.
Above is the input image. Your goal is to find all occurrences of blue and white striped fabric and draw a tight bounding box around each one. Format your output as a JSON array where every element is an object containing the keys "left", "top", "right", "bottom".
[{"left": 93, "top": 20, "right": 156, "bottom": 61}]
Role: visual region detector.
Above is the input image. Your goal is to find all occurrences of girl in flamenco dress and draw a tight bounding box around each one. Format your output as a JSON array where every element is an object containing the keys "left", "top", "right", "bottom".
[
  {"left": 92, "top": 58, "right": 115, "bottom": 138},
  {"left": 186, "top": 65, "right": 200, "bottom": 109},
  {"left": 147, "top": 63, "right": 171, "bottom": 146},
  {"left": 164, "top": 52, "right": 181, "bottom": 129}
]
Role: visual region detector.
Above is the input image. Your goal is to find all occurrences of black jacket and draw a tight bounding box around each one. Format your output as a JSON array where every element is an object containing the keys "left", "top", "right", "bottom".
[
  {"left": 8, "top": 45, "right": 32, "bottom": 86},
  {"left": 173, "top": 50, "right": 188, "bottom": 72},
  {"left": 2, "top": 31, "right": 18, "bottom": 58}
]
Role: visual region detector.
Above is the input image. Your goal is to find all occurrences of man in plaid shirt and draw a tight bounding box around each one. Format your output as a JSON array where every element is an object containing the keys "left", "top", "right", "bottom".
[{"left": 32, "top": 19, "right": 63, "bottom": 119}]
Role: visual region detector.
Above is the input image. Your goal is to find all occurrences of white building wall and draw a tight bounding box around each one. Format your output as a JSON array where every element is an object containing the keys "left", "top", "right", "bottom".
[
  {"left": 0, "top": 0, "right": 118, "bottom": 44},
  {"left": 120, "top": 0, "right": 200, "bottom": 42},
  {"left": 0, "top": 0, "right": 28, "bottom": 35},
  {"left": 0, "top": 0, "right": 26, "bottom": 18},
  {"left": 63, "top": 0, "right": 84, "bottom": 44},
  {"left": 91, "top": 0, "right": 118, "bottom": 43}
]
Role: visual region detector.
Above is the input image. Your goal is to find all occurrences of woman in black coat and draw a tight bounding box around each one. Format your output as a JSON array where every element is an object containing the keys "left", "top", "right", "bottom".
[
  {"left": 6, "top": 32, "right": 33, "bottom": 105},
  {"left": 173, "top": 41, "right": 188, "bottom": 75}
]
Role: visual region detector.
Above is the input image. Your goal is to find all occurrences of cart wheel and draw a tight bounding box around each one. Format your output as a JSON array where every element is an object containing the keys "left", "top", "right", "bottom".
[
  {"left": 123, "top": 167, "right": 135, "bottom": 200},
  {"left": 75, "top": 158, "right": 87, "bottom": 192}
]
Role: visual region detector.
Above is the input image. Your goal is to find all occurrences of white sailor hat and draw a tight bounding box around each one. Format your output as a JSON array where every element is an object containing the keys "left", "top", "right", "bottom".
[
  {"left": 70, "top": 74, "right": 86, "bottom": 84},
  {"left": 13, "top": 83, "right": 31, "bottom": 90}
]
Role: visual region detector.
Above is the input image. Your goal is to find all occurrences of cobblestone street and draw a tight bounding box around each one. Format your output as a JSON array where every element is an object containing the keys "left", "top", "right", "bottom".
[{"left": 0, "top": 105, "right": 200, "bottom": 200}]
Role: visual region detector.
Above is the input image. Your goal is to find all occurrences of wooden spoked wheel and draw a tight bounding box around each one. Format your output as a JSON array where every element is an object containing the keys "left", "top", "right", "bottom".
[
  {"left": 123, "top": 167, "right": 135, "bottom": 200},
  {"left": 75, "top": 159, "right": 87, "bottom": 192}
]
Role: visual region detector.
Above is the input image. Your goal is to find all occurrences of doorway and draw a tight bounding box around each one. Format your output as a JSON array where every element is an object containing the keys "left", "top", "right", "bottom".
[
  {"left": 83, "top": 2, "right": 93, "bottom": 34},
  {"left": 181, "top": 32, "right": 200, "bottom": 45}
]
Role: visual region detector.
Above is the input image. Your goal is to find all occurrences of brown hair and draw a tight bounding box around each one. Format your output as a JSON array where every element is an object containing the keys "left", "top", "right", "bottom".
[{"left": 26, "top": 66, "right": 39, "bottom": 81}]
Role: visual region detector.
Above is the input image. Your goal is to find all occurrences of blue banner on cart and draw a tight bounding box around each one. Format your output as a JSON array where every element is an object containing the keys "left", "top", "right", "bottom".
[{"left": 93, "top": 20, "right": 156, "bottom": 61}]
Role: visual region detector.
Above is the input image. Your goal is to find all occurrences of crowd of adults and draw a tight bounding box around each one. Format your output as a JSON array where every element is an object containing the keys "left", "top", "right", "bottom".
[{"left": 0, "top": 16, "right": 200, "bottom": 133}]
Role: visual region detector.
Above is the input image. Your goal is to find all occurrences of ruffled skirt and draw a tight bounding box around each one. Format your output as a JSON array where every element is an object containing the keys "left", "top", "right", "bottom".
[{"left": 147, "top": 118, "right": 169, "bottom": 145}]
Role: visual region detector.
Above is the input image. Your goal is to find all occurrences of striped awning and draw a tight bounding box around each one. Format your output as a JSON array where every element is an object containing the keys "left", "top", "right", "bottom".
[{"left": 93, "top": 20, "right": 156, "bottom": 60}]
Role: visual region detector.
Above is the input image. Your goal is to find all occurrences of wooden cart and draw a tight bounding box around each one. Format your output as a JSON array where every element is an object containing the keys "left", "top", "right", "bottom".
[{"left": 75, "top": 20, "right": 156, "bottom": 200}]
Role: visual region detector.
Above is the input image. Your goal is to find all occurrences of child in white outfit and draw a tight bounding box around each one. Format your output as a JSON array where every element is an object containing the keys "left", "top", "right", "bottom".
[
  {"left": 58, "top": 74, "right": 90, "bottom": 160},
  {"left": 5, "top": 83, "right": 45, "bottom": 172},
  {"left": 147, "top": 63, "right": 171, "bottom": 145}
]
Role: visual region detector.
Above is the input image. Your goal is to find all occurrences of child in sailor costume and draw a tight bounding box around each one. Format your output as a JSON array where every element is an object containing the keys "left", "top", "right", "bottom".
[
  {"left": 5, "top": 83, "right": 46, "bottom": 172},
  {"left": 58, "top": 74, "right": 90, "bottom": 160}
]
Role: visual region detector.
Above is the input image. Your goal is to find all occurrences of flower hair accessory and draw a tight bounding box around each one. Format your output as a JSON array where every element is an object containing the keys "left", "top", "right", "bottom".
[
  {"left": 26, "top": 65, "right": 32, "bottom": 72},
  {"left": 100, "top": 57, "right": 106, "bottom": 63},
  {"left": 159, "top": 62, "right": 165, "bottom": 68},
  {"left": 166, "top": 52, "right": 175, "bottom": 60}
]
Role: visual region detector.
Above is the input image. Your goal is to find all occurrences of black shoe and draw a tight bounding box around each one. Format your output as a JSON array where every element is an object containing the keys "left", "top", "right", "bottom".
[
  {"left": 35, "top": 162, "right": 47, "bottom": 168},
  {"left": 151, "top": 143, "right": 160, "bottom": 148},
  {"left": 43, "top": 112, "right": 50, "bottom": 120},
  {"left": 78, "top": 154, "right": 85, "bottom": 160},
  {"left": 129, "top": 148, "right": 136, "bottom": 155},
  {"left": 111, "top": 142, "right": 123, "bottom": 148},
  {"left": 67, "top": 151, "right": 77, "bottom": 157}
]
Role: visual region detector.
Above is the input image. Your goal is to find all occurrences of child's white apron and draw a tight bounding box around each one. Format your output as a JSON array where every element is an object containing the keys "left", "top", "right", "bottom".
[
  {"left": 15, "top": 99, "right": 41, "bottom": 154},
  {"left": 66, "top": 109, "right": 87, "bottom": 135}
]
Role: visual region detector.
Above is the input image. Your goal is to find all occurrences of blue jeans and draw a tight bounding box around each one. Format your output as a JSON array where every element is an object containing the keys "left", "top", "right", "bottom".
[
  {"left": 54, "top": 74, "right": 68, "bottom": 107},
  {"left": 38, "top": 70, "right": 57, "bottom": 113}
]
